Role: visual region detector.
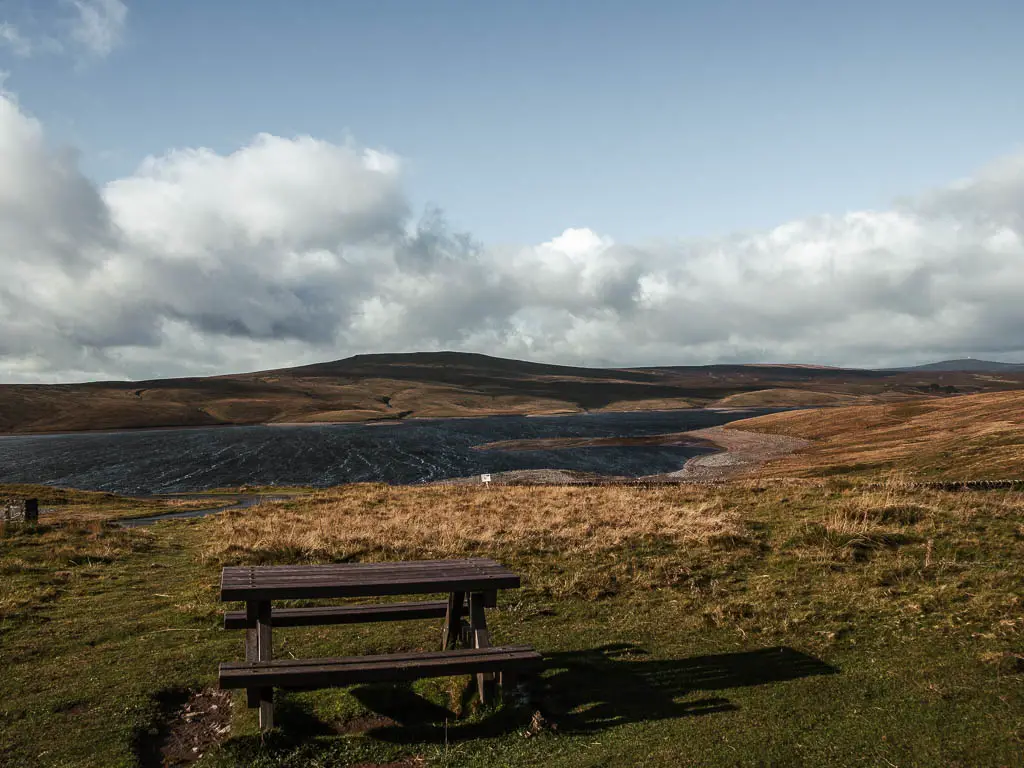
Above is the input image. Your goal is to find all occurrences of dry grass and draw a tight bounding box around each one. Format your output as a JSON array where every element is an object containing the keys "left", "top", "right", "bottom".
[
  {"left": 712, "top": 388, "right": 863, "bottom": 407},
  {"left": 204, "top": 484, "right": 751, "bottom": 598},
  {"left": 207, "top": 484, "right": 746, "bottom": 559},
  {"left": 732, "top": 390, "right": 1024, "bottom": 478}
]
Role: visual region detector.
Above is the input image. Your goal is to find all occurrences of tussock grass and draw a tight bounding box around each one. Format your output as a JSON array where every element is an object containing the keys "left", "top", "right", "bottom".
[
  {"left": 204, "top": 484, "right": 753, "bottom": 598},
  {"left": 207, "top": 484, "right": 747, "bottom": 560}
]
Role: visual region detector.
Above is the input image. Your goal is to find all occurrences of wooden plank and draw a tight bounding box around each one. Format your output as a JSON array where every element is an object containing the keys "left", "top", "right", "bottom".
[
  {"left": 221, "top": 562, "right": 512, "bottom": 582},
  {"left": 220, "top": 568, "right": 515, "bottom": 586},
  {"left": 221, "top": 558, "right": 500, "bottom": 573},
  {"left": 220, "top": 560, "right": 505, "bottom": 582},
  {"left": 222, "top": 558, "right": 500, "bottom": 574},
  {"left": 256, "top": 601, "right": 273, "bottom": 730},
  {"left": 224, "top": 600, "right": 449, "bottom": 630},
  {"left": 221, "top": 573, "right": 511, "bottom": 587},
  {"left": 221, "top": 574, "right": 521, "bottom": 602},
  {"left": 244, "top": 601, "right": 259, "bottom": 708},
  {"left": 225, "top": 645, "right": 535, "bottom": 669},
  {"left": 441, "top": 592, "right": 465, "bottom": 650},
  {"left": 220, "top": 569, "right": 516, "bottom": 586},
  {"left": 468, "top": 592, "right": 495, "bottom": 704},
  {"left": 219, "top": 645, "right": 542, "bottom": 689}
]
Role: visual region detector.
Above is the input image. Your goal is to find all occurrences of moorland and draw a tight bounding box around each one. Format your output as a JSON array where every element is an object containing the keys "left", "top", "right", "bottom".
[
  {"left": 4, "top": 351, "right": 1024, "bottom": 434},
  {"left": 1, "top": 387, "right": 1022, "bottom": 767}
]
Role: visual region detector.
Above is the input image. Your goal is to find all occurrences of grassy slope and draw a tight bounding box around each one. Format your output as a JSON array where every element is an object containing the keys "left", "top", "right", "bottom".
[
  {"left": 5, "top": 351, "right": 1024, "bottom": 434},
  {"left": 733, "top": 390, "right": 1024, "bottom": 479},
  {"left": 712, "top": 388, "right": 863, "bottom": 407},
  {"left": 1, "top": 478, "right": 1022, "bottom": 767}
]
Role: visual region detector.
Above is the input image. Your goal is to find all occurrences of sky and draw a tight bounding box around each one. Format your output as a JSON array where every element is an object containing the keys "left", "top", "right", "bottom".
[{"left": 1, "top": 0, "right": 1023, "bottom": 382}]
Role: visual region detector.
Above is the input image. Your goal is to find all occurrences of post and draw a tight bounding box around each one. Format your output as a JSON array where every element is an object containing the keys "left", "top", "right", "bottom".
[
  {"left": 1, "top": 498, "right": 38, "bottom": 525},
  {"left": 244, "top": 601, "right": 260, "bottom": 708},
  {"left": 257, "top": 600, "right": 274, "bottom": 730},
  {"left": 442, "top": 591, "right": 465, "bottom": 650},
  {"left": 468, "top": 592, "right": 496, "bottom": 704}
]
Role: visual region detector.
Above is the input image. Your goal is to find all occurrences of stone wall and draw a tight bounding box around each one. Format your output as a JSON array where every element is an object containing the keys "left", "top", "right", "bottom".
[{"left": 1, "top": 498, "right": 38, "bottom": 524}]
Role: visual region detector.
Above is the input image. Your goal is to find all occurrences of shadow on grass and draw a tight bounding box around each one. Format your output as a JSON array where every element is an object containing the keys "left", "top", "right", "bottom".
[
  {"left": 538, "top": 644, "right": 838, "bottom": 734},
  {"left": 359, "top": 644, "right": 838, "bottom": 744},
  {"left": 222, "top": 645, "right": 838, "bottom": 756}
]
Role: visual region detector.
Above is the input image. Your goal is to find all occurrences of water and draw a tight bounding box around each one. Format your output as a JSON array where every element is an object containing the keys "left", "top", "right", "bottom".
[{"left": 0, "top": 409, "right": 773, "bottom": 494}]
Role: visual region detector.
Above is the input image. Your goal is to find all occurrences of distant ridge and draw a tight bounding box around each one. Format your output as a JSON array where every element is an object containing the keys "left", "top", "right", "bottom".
[
  {"left": 890, "top": 359, "right": 1024, "bottom": 373},
  {"left": 3, "top": 350, "right": 1024, "bottom": 434}
]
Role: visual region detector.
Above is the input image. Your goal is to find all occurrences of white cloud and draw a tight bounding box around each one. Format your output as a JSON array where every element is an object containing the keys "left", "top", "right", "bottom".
[
  {"left": 0, "top": 22, "right": 32, "bottom": 57},
  {"left": 69, "top": 0, "right": 126, "bottom": 58},
  {"left": 1, "top": 88, "right": 1024, "bottom": 383}
]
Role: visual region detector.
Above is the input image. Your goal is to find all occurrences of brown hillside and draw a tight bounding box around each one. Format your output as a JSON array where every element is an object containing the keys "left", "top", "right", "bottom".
[
  {"left": 2, "top": 351, "right": 1024, "bottom": 434},
  {"left": 713, "top": 388, "right": 862, "bottom": 407},
  {"left": 732, "top": 390, "right": 1024, "bottom": 479}
]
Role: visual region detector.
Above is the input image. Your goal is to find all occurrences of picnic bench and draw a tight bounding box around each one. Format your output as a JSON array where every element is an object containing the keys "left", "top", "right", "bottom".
[{"left": 218, "top": 558, "right": 541, "bottom": 730}]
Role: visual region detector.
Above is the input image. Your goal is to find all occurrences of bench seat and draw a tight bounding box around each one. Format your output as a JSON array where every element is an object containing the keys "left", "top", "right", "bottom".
[
  {"left": 223, "top": 600, "right": 450, "bottom": 630},
  {"left": 219, "top": 645, "right": 541, "bottom": 690}
]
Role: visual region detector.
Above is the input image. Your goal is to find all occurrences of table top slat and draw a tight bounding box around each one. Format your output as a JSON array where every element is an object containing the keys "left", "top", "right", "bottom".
[{"left": 220, "top": 559, "right": 521, "bottom": 601}]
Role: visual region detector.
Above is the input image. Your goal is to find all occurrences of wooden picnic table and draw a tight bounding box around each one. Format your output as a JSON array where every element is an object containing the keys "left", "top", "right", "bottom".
[{"left": 219, "top": 558, "right": 537, "bottom": 730}]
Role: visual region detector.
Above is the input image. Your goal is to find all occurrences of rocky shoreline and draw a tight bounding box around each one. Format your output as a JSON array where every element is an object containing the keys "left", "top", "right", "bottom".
[{"left": 442, "top": 426, "right": 811, "bottom": 485}]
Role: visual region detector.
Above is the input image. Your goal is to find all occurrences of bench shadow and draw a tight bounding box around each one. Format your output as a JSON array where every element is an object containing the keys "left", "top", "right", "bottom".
[
  {"left": 362, "top": 643, "right": 839, "bottom": 744},
  {"left": 350, "top": 682, "right": 457, "bottom": 725}
]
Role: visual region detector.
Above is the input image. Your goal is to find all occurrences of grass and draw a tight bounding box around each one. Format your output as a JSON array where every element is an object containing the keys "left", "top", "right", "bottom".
[
  {"left": 712, "top": 388, "right": 865, "bottom": 407},
  {"left": 0, "top": 484, "right": 234, "bottom": 522},
  {"left": 734, "top": 389, "right": 1024, "bottom": 479},
  {"left": 1, "top": 477, "right": 1021, "bottom": 767}
]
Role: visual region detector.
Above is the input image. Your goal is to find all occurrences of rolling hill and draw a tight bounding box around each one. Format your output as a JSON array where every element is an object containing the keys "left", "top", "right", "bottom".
[
  {"left": 731, "top": 389, "right": 1024, "bottom": 479},
  {"left": 3, "top": 351, "right": 1024, "bottom": 434},
  {"left": 890, "top": 358, "right": 1024, "bottom": 372}
]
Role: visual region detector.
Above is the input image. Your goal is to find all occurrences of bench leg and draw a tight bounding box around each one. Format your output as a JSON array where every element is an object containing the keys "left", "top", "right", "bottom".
[
  {"left": 441, "top": 591, "right": 465, "bottom": 650},
  {"left": 468, "top": 592, "right": 496, "bottom": 704},
  {"left": 244, "top": 602, "right": 259, "bottom": 709},
  {"left": 257, "top": 600, "right": 274, "bottom": 730}
]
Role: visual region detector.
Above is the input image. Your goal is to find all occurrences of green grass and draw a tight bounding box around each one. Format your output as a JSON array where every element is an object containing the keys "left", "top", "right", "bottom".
[{"left": 0, "top": 482, "right": 1022, "bottom": 767}]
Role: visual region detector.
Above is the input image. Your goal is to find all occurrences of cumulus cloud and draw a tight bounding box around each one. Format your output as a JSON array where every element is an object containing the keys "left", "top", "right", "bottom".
[
  {"left": 1, "top": 88, "right": 1024, "bottom": 383},
  {"left": 69, "top": 0, "right": 126, "bottom": 58}
]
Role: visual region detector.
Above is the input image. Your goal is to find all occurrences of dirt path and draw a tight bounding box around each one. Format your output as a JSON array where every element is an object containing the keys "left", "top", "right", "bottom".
[{"left": 665, "top": 427, "right": 811, "bottom": 481}]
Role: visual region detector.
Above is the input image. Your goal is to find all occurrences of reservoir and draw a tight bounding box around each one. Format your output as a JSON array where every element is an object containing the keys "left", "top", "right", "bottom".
[{"left": 0, "top": 408, "right": 776, "bottom": 494}]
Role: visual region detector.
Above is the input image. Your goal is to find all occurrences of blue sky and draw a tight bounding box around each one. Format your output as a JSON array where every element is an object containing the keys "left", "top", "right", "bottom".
[
  {"left": 5, "top": 0, "right": 1023, "bottom": 245},
  {"left": 2, "top": 1, "right": 1024, "bottom": 380}
]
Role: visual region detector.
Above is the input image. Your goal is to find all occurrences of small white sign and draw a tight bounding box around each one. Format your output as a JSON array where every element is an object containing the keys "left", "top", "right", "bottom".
[{"left": 481, "top": 473, "right": 492, "bottom": 483}]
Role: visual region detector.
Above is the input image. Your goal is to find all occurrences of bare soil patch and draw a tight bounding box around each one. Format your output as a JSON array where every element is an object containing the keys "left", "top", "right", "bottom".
[{"left": 157, "top": 689, "right": 233, "bottom": 767}]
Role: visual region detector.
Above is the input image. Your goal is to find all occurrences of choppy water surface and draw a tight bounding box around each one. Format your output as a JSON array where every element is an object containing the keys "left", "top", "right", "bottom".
[{"left": 0, "top": 409, "right": 774, "bottom": 494}]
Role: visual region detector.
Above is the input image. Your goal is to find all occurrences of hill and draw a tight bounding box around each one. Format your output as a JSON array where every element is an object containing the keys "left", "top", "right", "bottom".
[
  {"left": 731, "top": 389, "right": 1024, "bottom": 479},
  {"left": 3, "top": 351, "right": 1024, "bottom": 434},
  {"left": 891, "top": 358, "right": 1024, "bottom": 372},
  {"left": 711, "top": 388, "right": 863, "bottom": 408}
]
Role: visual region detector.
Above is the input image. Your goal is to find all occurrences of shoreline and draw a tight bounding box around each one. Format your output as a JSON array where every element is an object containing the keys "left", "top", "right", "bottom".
[
  {"left": 663, "top": 426, "right": 812, "bottom": 481},
  {"left": 442, "top": 426, "right": 811, "bottom": 485},
  {"left": 0, "top": 406, "right": 763, "bottom": 438}
]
